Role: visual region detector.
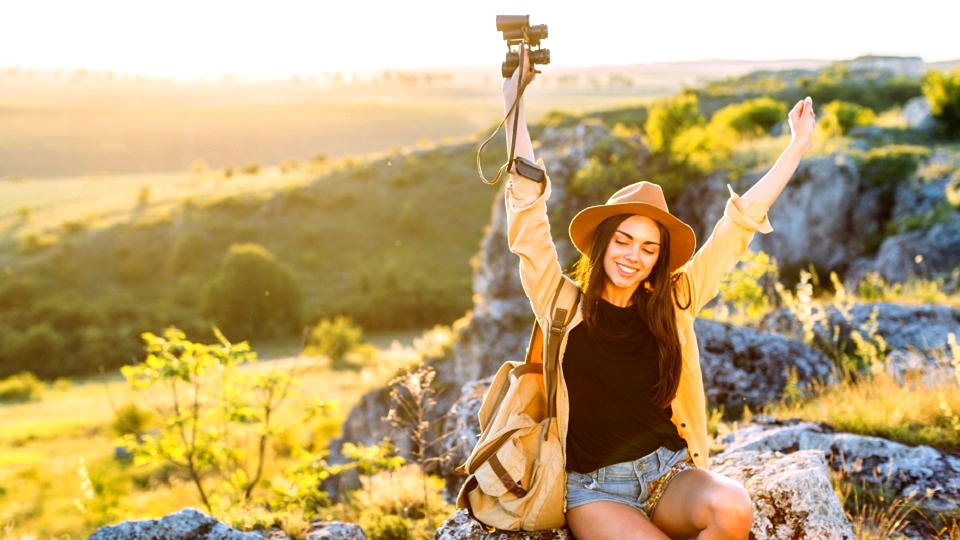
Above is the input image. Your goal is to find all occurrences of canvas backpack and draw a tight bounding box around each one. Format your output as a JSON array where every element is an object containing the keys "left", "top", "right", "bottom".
[{"left": 455, "top": 276, "right": 581, "bottom": 532}]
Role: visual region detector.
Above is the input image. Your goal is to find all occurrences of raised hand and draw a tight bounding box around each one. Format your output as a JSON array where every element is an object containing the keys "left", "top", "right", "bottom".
[{"left": 788, "top": 96, "right": 816, "bottom": 153}]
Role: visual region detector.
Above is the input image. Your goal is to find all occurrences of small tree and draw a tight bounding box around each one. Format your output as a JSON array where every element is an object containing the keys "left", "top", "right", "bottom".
[
  {"left": 923, "top": 68, "right": 960, "bottom": 138},
  {"left": 119, "top": 327, "right": 331, "bottom": 512},
  {"left": 643, "top": 92, "right": 704, "bottom": 157},
  {"left": 202, "top": 243, "right": 303, "bottom": 341}
]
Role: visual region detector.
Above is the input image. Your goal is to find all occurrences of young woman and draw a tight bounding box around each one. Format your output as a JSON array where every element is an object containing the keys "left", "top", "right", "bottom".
[{"left": 501, "top": 50, "right": 815, "bottom": 539}]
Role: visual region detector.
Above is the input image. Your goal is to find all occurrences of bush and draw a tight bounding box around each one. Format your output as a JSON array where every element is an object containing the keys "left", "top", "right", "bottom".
[
  {"left": 305, "top": 316, "right": 372, "bottom": 369},
  {"left": 709, "top": 97, "right": 787, "bottom": 138},
  {"left": 201, "top": 243, "right": 303, "bottom": 341},
  {"left": 569, "top": 133, "right": 646, "bottom": 202},
  {"left": 643, "top": 92, "right": 704, "bottom": 156},
  {"left": 9, "top": 324, "right": 66, "bottom": 379},
  {"left": 0, "top": 371, "right": 44, "bottom": 403},
  {"left": 858, "top": 145, "right": 931, "bottom": 195},
  {"left": 818, "top": 100, "right": 876, "bottom": 136},
  {"left": 923, "top": 68, "right": 960, "bottom": 138}
]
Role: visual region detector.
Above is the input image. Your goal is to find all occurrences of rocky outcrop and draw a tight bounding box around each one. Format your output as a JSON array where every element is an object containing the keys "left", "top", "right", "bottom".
[
  {"left": 694, "top": 318, "right": 833, "bottom": 412},
  {"left": 676, "top": 155, "right": 877, "bottom": 277},
  {"left": 718, "top": 418, "right": 960, "bottom": 515},
  {"left": 759, "top": 302, "right": 960, "bottom": 374}
]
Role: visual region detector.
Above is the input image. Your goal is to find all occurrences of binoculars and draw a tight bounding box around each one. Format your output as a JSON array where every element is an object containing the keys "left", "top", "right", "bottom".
[{"left": 496, "top": 15, "right": 550, "bottom": 78}]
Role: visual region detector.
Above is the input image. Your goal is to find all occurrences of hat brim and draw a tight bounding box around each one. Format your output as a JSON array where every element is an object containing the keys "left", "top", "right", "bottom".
[{"left": 569, "top": 202, "right": 696, "bottom": 273}]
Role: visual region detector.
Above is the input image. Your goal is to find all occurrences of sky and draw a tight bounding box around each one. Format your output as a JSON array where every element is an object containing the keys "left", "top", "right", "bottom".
[{"left": 2, "top": 0, "right": 959, "bottom": 80}]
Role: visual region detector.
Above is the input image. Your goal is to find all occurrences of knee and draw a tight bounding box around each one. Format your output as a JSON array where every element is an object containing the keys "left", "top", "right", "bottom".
[{"left": 709, "top": 482, "right": 753, "bottom": 538}]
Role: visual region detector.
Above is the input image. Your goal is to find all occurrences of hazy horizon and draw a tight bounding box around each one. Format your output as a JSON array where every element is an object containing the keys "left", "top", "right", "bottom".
[{"left": 3, "top": 0, "right": 959, "bottom": 81}]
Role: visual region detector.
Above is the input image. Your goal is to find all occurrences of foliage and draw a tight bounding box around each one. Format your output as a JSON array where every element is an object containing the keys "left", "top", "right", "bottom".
[
  {"left": 305, "top": 316, "right": 375, "bottom": 370},
  {"left": 569, "top": 131, "right": 646, "bottom": 202},
  {"left": 923, "top": 68, "right": 960, "bottom": 138},
  {"left": 350, "top": 465, "right": 454, "bottom": 540},
  {"left": 384, "top": 364, "right": 459, "bottom": 530},
  {"left": 706, "top": 250, "right": 779, "bottom": 323},
  {"left": 855, "top": 270, "right": 960, "bottom": 308},
  {"left": 856, "top": 145, "right": 931, "bottom": 198},
  {"left": 118, "top": 327, "right": 332, "bottom": 513},
  {"left": 818, "top": 100, "right": 877, "bottom": 136},
  {"left": 0, "top": 372, "right": 44, "bottom": 403},
  {"left": 709, "top": 97, "right": 787, "bottom": 138},
  {"left": 201, "top": 243, "right": 303, "bottom": 342},
  {"left": 643, "top": 92, "right": 705, "bottom": 156}
]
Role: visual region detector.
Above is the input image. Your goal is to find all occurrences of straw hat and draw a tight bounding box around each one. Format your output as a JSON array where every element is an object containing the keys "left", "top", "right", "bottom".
[{"left": 568, "top": 181, "right": 696, "bottom": 272}]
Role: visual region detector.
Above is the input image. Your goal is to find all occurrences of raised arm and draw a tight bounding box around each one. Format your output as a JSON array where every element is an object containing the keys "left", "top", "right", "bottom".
[
  {"left": 501, "top": 46, "right": 538, "bottom": 165},
  {"left": 741, "top": 96, "right": 816, "bottom": 209}
]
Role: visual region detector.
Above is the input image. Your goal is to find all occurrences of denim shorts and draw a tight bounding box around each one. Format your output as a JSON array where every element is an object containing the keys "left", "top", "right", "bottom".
[{"left": 565, "top": 446, "right": 695, "bottom": 518}]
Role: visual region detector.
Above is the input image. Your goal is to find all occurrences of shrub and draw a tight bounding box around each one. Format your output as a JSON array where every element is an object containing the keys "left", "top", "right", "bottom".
[
  {"left": 922, "top": 68, "right": 960, "bottom": 138},
  {"left": 110, "top": 402, "right": 156, "bottom": 437},
  {"left": 858, "top": 145, "right": 931, "bottom": 195},
  {"left": 201, "top": 243, "right": 303, "bottom": 341},
  {"left": 569, "top": 133, "right": 646, "bottom": 202},
  {"left": 0, "top": 371, "right": 44, "bottom": 403},
  {"left": 240, "top": 162, "right": 262, "bottom": 175},
  {"left": 643, "top": 92, "right": 704, "bottom": 156},
  {"left": 709, "top": 97, "right": 787, "bottom": 138},
  {"left": 305, "top": 316, "right": 372, "bottom": 369},
  {"left": 9, "top": 324, "right": 66, "bottom": 379},
  {"left": 818, "top": 100, "right": 877, "bottom": 136}
]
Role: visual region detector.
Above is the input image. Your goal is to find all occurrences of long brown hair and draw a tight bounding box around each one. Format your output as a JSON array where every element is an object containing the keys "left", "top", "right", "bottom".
[{"left": 572, "top": 214, "right": 691, "bottom": 408}]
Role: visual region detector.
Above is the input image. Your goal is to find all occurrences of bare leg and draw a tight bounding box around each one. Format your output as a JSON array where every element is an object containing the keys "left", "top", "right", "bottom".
[
  {"left": 651, "top": 469, "right": 753, "bottom": 540},
  {"left": 567, "top": 500, "right": 670, "bottom": 540}
]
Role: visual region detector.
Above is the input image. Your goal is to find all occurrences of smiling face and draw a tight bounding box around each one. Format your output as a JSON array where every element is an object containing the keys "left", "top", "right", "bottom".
[{"left": 601, "top": 215, "right": 661, "bottom": 306}]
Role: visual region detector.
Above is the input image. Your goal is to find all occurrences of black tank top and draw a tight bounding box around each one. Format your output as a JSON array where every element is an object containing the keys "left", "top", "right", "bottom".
[{"left": 562, "top": 297, "right": 685, "bottom": 474}]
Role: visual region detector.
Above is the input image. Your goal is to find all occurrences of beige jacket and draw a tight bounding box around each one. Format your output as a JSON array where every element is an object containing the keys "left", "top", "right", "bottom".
[{"left": 505, "top": 161, "right": 774, "bottom": 471}]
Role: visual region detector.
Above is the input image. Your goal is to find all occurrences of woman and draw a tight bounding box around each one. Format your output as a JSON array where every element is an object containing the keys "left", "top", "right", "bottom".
[{"left": 501, "top": 50, "right": 815, "bottom": 539}]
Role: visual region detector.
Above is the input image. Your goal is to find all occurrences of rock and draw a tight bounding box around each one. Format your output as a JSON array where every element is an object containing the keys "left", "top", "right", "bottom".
[
  {"left": 711, "top": 450, "right": 855, "bottom": 539},
  {"left": 433, "top": 510, "right": 574, "bottom": 540},
  {"left": 675, "top": 154, "right": 877, "bottom": 277},
  {"left": 305, "top": 520, "right": 366, "bottom": 540},
  {"left": 902, "top": 96, "right": 937, "bottom": 131},
  {"left": 88, "top": 510, "right": 366, "bottom": 540},
  {"left": 848, "top": 215, "right": 960, "bottom": 286},
  {"left": 759, "top": 302, "right": 960, "bottom": 371},
  {"left": 717, "top": 418, "right": 960, "bottom": 514},
  {"left": 694, "top": 318, "right": 834, "bottom": 413},
  {"left": 87, "top": 508, "right": 265, "bottom": 540}
]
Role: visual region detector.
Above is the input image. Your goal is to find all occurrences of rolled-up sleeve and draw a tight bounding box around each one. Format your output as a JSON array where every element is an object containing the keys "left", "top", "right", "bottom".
[{"left": 724, "top": 185, "right": 774, "bottom": 234}]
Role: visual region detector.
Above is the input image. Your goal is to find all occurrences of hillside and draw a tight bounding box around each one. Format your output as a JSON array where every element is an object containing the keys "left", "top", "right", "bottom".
[{"left": 2, "top": 55, "right": 959, "bottom": 382}]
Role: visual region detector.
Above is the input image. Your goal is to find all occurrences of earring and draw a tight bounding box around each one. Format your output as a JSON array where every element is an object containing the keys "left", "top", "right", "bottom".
[{"left": 643, "top": 281, "right": 653, "bottom": 293}]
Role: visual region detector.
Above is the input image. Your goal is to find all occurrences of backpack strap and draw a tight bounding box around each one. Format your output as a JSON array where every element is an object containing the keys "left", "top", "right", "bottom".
[{"left": 543, "top": 277, "right": 581, "bottom": 438}]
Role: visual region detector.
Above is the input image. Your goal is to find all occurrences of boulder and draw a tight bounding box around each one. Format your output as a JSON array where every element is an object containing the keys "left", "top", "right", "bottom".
[
  {"left": 694, "top": 318, "right": 834, "bottom": 413},
  {"left": 717, "top": 418, "right": 960, "bottom": 514},
  {"left": 710, "top": 450, "right": 855, "bottom": 539},
  {"left": 88, "top": 510, "right": 366, "bottom": 540},
  {"left": 88, "top": 508, "right": 265, "bottom": 540}
]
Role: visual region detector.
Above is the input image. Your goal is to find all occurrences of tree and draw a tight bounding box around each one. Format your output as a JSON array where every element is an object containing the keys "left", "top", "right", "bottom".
[
  {"left": 201, "top": 243, "right": 302, "bottom": 341},
  {"left": 818, "top": 100, "right": 876, "bottom": 137},
  {"left": 923, "top": 68, "right": 960, "bottom": 138}
]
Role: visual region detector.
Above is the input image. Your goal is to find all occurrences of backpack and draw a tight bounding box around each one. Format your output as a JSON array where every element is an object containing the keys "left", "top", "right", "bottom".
[{"left": 455, "top": 277, "right": 581, "bottom": 532}]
